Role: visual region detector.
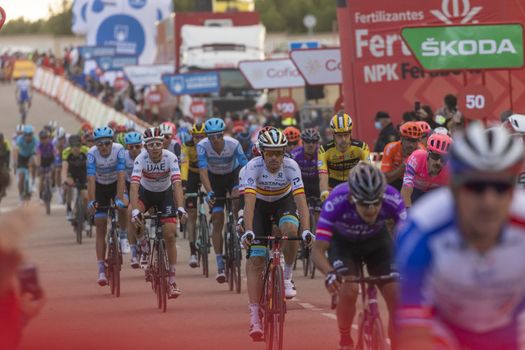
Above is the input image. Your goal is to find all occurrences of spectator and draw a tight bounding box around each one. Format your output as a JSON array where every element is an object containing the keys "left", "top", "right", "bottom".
[
  {"left": 123, "top": 91, "right": 137, "bottom": 115},
  {"left": 436, "top": 94, "right": 464, "bottom": 131},
  {"left": 415, "top": 104, "right": 440, "bottom": 129},
  {"left": 373, "top": 111, "right": 398, "bottom": 152},
  {"left": 262, "top": 103, "right": 282, "bottom": 129}
]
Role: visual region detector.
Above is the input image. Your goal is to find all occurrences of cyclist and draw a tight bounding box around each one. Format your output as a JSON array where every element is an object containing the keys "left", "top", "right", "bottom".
[
  {"left": 160, "top": 122, "right": 181, "bottom": 158},
  {"left": 232, "top": 127, "right": 254, "bottom": 161},
  {"left": 283, "top": 126, "right": 301, "bottom": 154},
  {"left": 319, "top": 112, "right": 370, "bottom": 202},
  {"left": 15, "top": 74, "right": 32, "bottom": 124},
  {"left": 240, "top": 128, "right": 313, "bottom": 339},
  {"left": 415, "top": 120, "right": 431, "bottom": 146},
  {"left": 54, "top": 127, "right": 68, "bottom": 199},
  {"left": 87, "top": 126, "right": 128, "bottom": 286},
  {"left": 400, "top": 133, "right": 453, "bottom": 208},
  {"left": 396, "top": 122, "right": 525, "bottom": 350},
  {"left": 129, "top": 127, "right": 187, "bottom": 298},
  {"left": 504, "top": 113, "right": 525, "bottom": 186},
  {"left": 62, "top": 135, "right": 89, "bottom": 225},
  {"left": 123, "top": 131, "right": 143, "bottom": 268},
  {"left": 313, "top": 163, "right": 405, "bottom": 350},
  {"left": 35, "top": 130, "right": 57, "bottom": 202},
  {"left": 198, "top": 117, "right": 248, "bottom": 283},
  {"left": 114, "top": 125, "right": 127, "bottom": 146},
  {"left": 13, "top": 125, "right": 37, "bottom": 202},
  {"left": 0, "top": 133, "right": 10, "bottom": 170},
  {"left": 381, "top": 122, "right": 424, "bottom": 191},
  {"left": 181, "top": 122, "right": 207, "bottom": 268}
]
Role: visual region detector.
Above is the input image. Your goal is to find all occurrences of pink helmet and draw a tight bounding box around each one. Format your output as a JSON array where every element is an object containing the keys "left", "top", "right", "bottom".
[{"left": 427, "top": 133, "right": 453, "bottom": 154}]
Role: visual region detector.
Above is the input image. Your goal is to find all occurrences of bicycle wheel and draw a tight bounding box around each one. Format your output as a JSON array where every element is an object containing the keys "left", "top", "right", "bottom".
[
  {"left": 75, "top": 197, "right": 83, "bottom": 244},
  {"left": 355, "top": 311, "right": 366, "bottom": 350},
  {"left": 108, "top": 243, "right": 115, "bottom": 296},
  {"left": 232, "top": 230, "right": 242, "bottom": 294},
  {"left": 200, "top": 214, "right": 210, "bottom": 278},
  {"left": 225, "top": 229, "right": 234, "bottom": 291},
  {"left": 302, "top": 243, "right": 310, "bottom": 277},
  {"left": 309, "top": 212, "right": 317, "bottom": 279},
  {"left": 158, "top": 240, "right": 168, "bottom": 312},
  {"left": 267, "top": 266, "right": 285, "bottom": 350},
  {"left": 44, "top": 176, "right": 52, "bottom": 215},
  {"left": 371, "top": 317, "right": 388, "bottom": 350},
  {"left": 113, "top": 230, "right": 121, "bottom": 298}
]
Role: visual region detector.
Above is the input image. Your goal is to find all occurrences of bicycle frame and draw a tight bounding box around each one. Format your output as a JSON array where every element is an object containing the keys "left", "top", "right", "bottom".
[
  {"left": 98, "top": 203, "right": 122, "bottom": 297},
  {"left": 41, "top": 166, "right": 53, "bottom": 215},
  {"left": 18, "top": 167, "right": 31, "bottom": 201},
  {"left": 187, "top": 191, "right": 211, "bottom": 277}
]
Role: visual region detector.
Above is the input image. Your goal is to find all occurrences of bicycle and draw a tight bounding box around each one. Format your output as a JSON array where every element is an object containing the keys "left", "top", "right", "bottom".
[
  {"left": 70, "top": 182, "right": 88, "bottom": 244},
  {"left": 216, "top": 195, "right": 242, "bottom": 293},
  {"left": 98, "top": 203, "right": 122, "bottom": 297},
  {"left": 187, "top": 191, "right": 211, "bottom": 278},
  {"left": 293, "top": 197, "right": 319, "bottom": 279},
  {"left": 41, "top": 166, "right": 53, "bottom": 215},
  {"left": 331, "top": 263, "right": 398, "bottom": 350},
  {"left": 250, "top": 235, "right": 302, "bottom": 350},
  {"left": 142, "top": 206, "right": 175, "bottom": 312}
]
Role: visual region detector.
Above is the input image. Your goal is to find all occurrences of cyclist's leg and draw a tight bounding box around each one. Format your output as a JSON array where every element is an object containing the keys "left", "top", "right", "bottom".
[
  {"left": 209, "top": 171, "right": 227, "bottom": 278},
  {"left": 185, "top": 171, "right": 200, "bottom": 263},
  {"left": 160, "top": 187, "right": 181, "bottom": 296},
  {"left": 94, "top": 182, "right": 114, "bottom": 284},
  {"left": 17, "top": 167, "right": 25, "bottom": 198},
  {"left": 328, "top": 234, "right": 361, "bottom": 348},
  {"left": 38, "top": 166, "right": 45, "bottom": 199},
  {"left": 276, "top": 194, "right": 300, "bottom": 288}
]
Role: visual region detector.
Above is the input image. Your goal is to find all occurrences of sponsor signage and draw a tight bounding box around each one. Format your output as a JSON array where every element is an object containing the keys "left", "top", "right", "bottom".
[
  {"left": 95, "top": 55, "right": 138, "bottom": 71},
  {"left": 457, "top": 84, "right": 494, "bottom": 119},
  {"left": 275, "top": 97, "right": 298, "bottom": 117},
  {"left": 12, "top": 60, "right": 37, "bottom": 79},
  {"left": 190, "top": 99, "right": 207, "bottom": 117},
  {"left": 239, "top": 59, "right": 305, "bottom": 89},
  {"left": 146, "top": 90, "right": 164, "bottom": 105},
  {"left": 162, "top": 71, "right": 220, "bottom": 96},
  {"left": 288, "top": 41, "right": 320, "bottom": 51},
  {"left": 123, "top": 65, "right": 175, "bottom": 86},
  {"left": 402, "top": 24, "right": 524, "bottom": 70},
  {"left": 78, "top": 46, "right": 116, "bottom": 60},
  {"left": 290, "top": 48, "right": 342, "bottom": 85}
]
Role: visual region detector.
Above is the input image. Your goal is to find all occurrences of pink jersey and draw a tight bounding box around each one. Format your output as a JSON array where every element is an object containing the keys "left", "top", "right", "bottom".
[{"left": 403, "top": 149, "right": 449, "bottom": 191}]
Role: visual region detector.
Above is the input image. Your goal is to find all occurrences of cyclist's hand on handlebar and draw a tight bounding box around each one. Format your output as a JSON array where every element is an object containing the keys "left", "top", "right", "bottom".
[
  {"left": 301, "top": 230, "right": 315, "bottom": 247},
  {"left": 131, "top": 208, "right": 143, "bottom": 227},
  {"left": 206, "top": 191, "right": 215, "bottom": 206},
  {"left": 177, "top": 207, "right": 188, "bottom": 224},
  {"left": 241, "top": 230, "right": 255, "bottom": 247},
  {"left": 115, "top": 196, "right": 128, "bottom": 209},
  {"left": 321, "top": 190, "right": 330, "bottom": 202},
  {"left": 325, "top": 270, "right": 341, "bottom": 294},
  {"left": 88, "top": 200, "right": 97, "bottom": 215}
]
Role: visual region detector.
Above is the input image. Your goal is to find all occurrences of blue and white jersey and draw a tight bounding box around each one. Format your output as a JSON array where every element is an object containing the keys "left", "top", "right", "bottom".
[
  {"left": 15, "top": 135, "right": 37, "bottom": 158},
  {"left": 16, "top": 78, "right": 31, "bottom": 102},
  {"left": 197, "top": 136, "right": 248, "bottom": 175},
  {"left": 124, "top": 150, "right": 136, "bottom": 183},
  {"left": 87, "top": 143, "right": 126, "bottom": 185},
  {"left": 396, "top": 188, "right": 525, "bottom": 348}
]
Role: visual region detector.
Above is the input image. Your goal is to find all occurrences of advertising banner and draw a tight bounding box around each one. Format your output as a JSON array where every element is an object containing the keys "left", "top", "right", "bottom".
[
  {"left": 95, "top": 55, "right": 138, "bottom": 71},
  {"left": 123, "top": 64, "right": 174, "bottom": 86},
  {"left": 290, "top": 48, "right": 342, "bottom": 85},
  {"left": 78, "top": 46, "right": 117, "bottom": 60},
  {"left": 402, "top": 24, "right": 524, "bottom": 70},
  {"left": 162, "top": 71, "right": 220, "bottom": 96},
  {"left": 338, "top": 0, "right": 525, "bottom": 144},
  {"left": 12, "top": 60, "right": 37, "bottom": 79},
  {"left": 239, "top": 59, "right": 305, "bottom": 89}
]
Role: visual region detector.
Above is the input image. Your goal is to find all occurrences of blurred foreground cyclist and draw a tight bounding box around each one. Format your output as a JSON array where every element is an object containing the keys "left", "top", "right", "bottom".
[{"left": 396, "top": 122, "right": 525, "bottom": 350}]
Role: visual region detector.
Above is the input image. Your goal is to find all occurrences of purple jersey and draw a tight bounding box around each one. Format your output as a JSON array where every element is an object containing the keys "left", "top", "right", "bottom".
[
  {"left": 316, "top": 183, "right": 407, "bottom": 242},
  {"left": 37, "top": 142, "right": 55, "bottom": 159},
  {"left": 291, "top": 146, "right": 318, "bottom": 186}
]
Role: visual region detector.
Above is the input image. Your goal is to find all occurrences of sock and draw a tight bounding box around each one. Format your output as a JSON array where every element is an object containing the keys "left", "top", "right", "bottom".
[
  {"left": 216, "top": 254, "right": 224, "bottom": 271},
  {"left": 119, "top": 229, "right": 128, "bottom": 240},
  {"left": 249, "top": 303, "right": 260, "bottom": 323},
  {"left": 169, "top": 265, "right": 177, "bottom": 284},
  {"left": 284, "top": 263, "right": 293, "bottom": 280},
  {"left": 97, "top": 260, "right": 105, "bottom": 274},
  {"left": 189, "top": 242, "right": 197, "bottom": 256},
  {"left": 130, "top": 245, "right": 138, "bottom": 258}
]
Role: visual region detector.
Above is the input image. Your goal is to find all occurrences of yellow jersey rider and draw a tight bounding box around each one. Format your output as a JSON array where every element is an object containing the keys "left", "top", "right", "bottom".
[{"left": 318, "top": 112, "right": 370, "bottom": 201}]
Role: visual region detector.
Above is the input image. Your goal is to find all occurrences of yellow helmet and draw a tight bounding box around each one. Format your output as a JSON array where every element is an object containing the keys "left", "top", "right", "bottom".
[
  {"left": 191, "top": 122, "right": 205, "bottom": 135},
  {"left": 330, "top": 112, "right": 353, "bottom": 133}
]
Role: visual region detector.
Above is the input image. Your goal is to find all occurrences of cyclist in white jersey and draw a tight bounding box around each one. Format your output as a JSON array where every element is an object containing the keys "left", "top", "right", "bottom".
[
  {"left": 87, "top": 127, "right": 128, "bottom": 286},
  {"left": 160, "top": 122, "right": 181, "bottom": 158},
  {"left": 240, "top": 128, "right": 313, "bottom": 340},
  {"left": 396, "top": 122, "right": 525, "bottom": 350},
  {"left": 15, "top": 74, "right": 32, "bottom": 124},
  {"left": 197, "top": 117, "right": 248, "bottom": 283},
  {"left": 130, "top": 127, "right": 187, "bottom": 298},
  {"left": 123, "top": 131, "right": 143, "bottom": 268}
]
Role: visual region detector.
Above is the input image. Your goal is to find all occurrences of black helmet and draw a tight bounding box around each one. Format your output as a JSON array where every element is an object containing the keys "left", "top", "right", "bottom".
[{"left": 348, "top": 163, "right": 386, "bottom": 203}]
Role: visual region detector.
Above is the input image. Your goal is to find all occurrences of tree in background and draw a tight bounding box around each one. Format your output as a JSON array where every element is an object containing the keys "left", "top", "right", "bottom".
[{"left": 3, "top": 0, "right": 72, "bottom": 35}]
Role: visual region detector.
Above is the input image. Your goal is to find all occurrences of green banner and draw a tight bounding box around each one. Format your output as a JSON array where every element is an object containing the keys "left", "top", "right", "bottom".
[{"left": 401, "top": 24, "right": 524, "bottom": 70}]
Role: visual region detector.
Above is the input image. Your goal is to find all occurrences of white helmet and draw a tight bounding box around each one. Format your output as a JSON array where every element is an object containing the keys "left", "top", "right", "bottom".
[
  {"left": 449, "top": 121, "right": 525, "bottom": 175},
  {"left": 56, "top": 127, "right": 66, "bottom": 139},
  {"left": 159, "top": 123, "right": 173, "bottom": 136},
  {"left": 433, "top": 127, "right": 450, "bottom": 136},
  {"left": 506, "top": 114, "right": 525, "bottom": 134},
  {"left": 16, "top": 124, "right": 25, "bottom": 133},
  {"left": 258, "top": 128, "right": 288, "bottom": 150},
  {"left": 124, "top": 119, "right": 136, "bottom": 131}
]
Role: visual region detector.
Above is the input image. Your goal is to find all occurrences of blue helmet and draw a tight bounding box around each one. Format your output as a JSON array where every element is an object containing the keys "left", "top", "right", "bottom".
[
  {"left": 124, "top": 131, "right": 142, "bottom": 145},
  {"left": 204, "top": 117, "right": 225, "bottom": 134},
  {"left": 234, "top": 130, "right": 251, "bottom": 144},
  {"left": 178, "top": 130, "right": 192, "bottom": 145},
  {"left": 23, "top": 125, "right": 34, "bottom": 134},
  {"left": 93, "top": 126, "right": 114, "bottom": 140}
]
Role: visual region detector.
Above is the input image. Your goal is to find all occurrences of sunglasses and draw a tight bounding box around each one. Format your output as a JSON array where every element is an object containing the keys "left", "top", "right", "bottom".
[
  {"left": 402, "top": 137, "right": 419, "bottom": 143},
  {"left": 128, "top": 144, "right": 142, "bottom": 150},
  {"left": 146, "top": 141, "right": 163, "bottom": 149},
  {"left": 352, "top": 197, "right": 382, "bottom": 208},
  {"left": 96, "top": 140, "right": 112, "bottom": 147},
  {"left": 303, "top": 140, "right": 318, "bottom": 144},
  {"left": 208, "top": 133, "right": 224, "bottom": 139},
  {"left": 288, "top": 141, "right": 299, "bottom": 146},
  {"left": 428, "top": 151, "right": 447, "bottom": 163},
  {"left": 263, "top": 150, "right": 285, "bottom": 158},
  {"left": 461, "top": 180, "right": 514, "bottom": 195}
]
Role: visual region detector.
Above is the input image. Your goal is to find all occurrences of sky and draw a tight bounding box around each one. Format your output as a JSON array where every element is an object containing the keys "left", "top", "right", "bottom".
[{"left": 3, "top": 0, "right": 65, "bottom": 22}]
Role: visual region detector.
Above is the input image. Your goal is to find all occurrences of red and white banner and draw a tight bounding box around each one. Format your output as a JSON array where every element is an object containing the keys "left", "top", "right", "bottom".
[
  {"left": 290, "top": 48, "right": 342, "bottom": 85},
  {"left": 190, "top": 99, "right": 207, "bottom": 117},
  {"left": 338, "top": 0, "right": 525, "bottom": 143},
  {"left": 275, "top": 97, "right": 298, "bottom": 117},
  {"left": 239, "top": 59, "right": 305, "bottom": 89}
]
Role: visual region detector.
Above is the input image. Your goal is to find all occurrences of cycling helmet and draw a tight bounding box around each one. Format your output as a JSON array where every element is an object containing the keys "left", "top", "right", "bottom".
[
  {"left": 283, "top": 126, "right": 301, "bottom": 143},
  {"left": 507, "top": 114, "right": 525, "bottom": 134},
  {"left": 115, "top": 124, "right": 127, "bottom": 133},
  {"left": 234, "top": 130, "right": 252, "bottom": 144},
  {"left": 204, "top": 117, "right": 226, "bottom": 134},
  {"left": 192, "top": 122, "right": 206, "bottom": 135},
  {"left": 93, "top": 126, "right": 114, "bottom": 140},
  {"left": 47, "top": 120, "right": 58, "bottom": 130},
  {"left": 23, "top": 125, "right": 34, "bottom": 134},
  {"left": 69, "top": 134, "right": 81, "bottom": 146},
  {"left": 427, "top": 133, "right": 453, "bottom": 155},
  {"left": 125, "top": 132, "right": 142, "bottom": 145},
  {"left": 56, "top": 127, "right": 66, "bottom": 139},
  {"left": 143, "top": 127, "right": 163, "bottom": 143},
  {"left": 258, "top": 128, "right": 288, "bottom": 150},
  {"left": 16, "top": 124, "right": 25, "bottom": 133},
  {"left": 433, "top": 127, "right": 450, "bottom": 136},
  {"left": 348, "top": 162, "right": 387, "bottom": 203},
  {"left": 108, "top": 121, "right": 118, "bottom": 130},
  {"left": 80, "top": 122, "right": 93, "bottom": 132},
  {"left": 39, "top": 130, "right": 50, "bottom": 139},
  {"left": 124, "top": 119, "right": 136, "bottom": 132},
  {"left": 450, "top": 122, "right": 525, "bottom": 175},
  {"left": 179, "top": 130, "right": 192, "bottom": 145},
  {"left": 301, "top": 128, "right": 321, "bottom": 143},
  {"left": 400, "top": 122, "right": 422, "bottom": 139},
  {"left": 329, "top": 112, "right": 353, "bottom": 133},
  {"left": 159, "top": 123, "right": 173, "bottom": 136},
  {"left": 416, "top": 121, "right": 431, "bottom": 136}
]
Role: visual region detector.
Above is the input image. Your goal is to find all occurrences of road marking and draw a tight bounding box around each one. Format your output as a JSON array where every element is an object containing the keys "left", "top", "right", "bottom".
[
  {"left": 321, "top": 312, "right": 336, "bottom": 320},
  {"left": 0, "top": 203, "right": 65, "bottom": 213},
  {"left": 298, "top": 302, "right": 316, "bottom": 309}
]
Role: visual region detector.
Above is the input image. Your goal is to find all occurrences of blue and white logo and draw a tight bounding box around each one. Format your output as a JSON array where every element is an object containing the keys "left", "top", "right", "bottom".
[
  {"left": 96, "top": 14, "right": 145, "bottom": 56},
  {"left": 114, "top": 25, "right": 129, "bottom": 42},
  {"left": 162, "top": 72, "right": 220, "bottom": 96},
  {"left": 129, "top": 0, "right": 147, "bottom": 9}
]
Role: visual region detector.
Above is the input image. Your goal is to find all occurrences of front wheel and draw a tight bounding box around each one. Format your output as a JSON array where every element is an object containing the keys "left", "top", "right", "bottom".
[
  {"left": 267, "top": 266, "right": 285, "bottom": 350},
  {"left": 371, "top": 317, "right": 388, "bottom": 350}
]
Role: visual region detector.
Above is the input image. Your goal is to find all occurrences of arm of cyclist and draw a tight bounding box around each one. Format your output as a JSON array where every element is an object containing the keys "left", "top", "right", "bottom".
[
  {"left": 312, "top": 239, "right": 340, "bottom": 294},
  {"left": 12, "top": 147, "right": 18, "bottom": 170},
  {"left": 400, "top": 154, "right": 418, "bottom": 208},
  {"left": 318, "top": 146, "right": 330, "bottom": 198},
  {"left": 86, "top": 150, "right": 97, "bottom": 213},
  {"left": 196, "top": 142, "right": 215, "bottom": 205},
  {"left": 114, "top": 148, "right": 127, "bottom": 207},
  {"left": 241, "top": 192, "right": 256, "bottom": 245},
  {"left": 170, "top": 154, "right": 187, "bottom": 223},
  {"left": 61, "top": 161, "right": 73, "bottom": 186}
]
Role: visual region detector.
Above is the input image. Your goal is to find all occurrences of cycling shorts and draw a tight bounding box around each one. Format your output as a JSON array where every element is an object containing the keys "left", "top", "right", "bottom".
[
  {"left": 329, "top": 177, "right": 345, "bottom": 190},
  {"left": 303, "top": 181, "right": 320, "bottom": 201},
  {"left": 185, "top": 170, "right": 201, "bottom": 209},
  {"left": 95, "top": 182, "right": 117, "bottom": 215},
  {"left": 209, "top": 168, "right": 239, "bottom": 212},
  {"left": 17, "top": 154, "right": 32, "bottom": 169},
  {"left": 41, "top": 155, "right": 55, "bottom": 169},
  {"left": 138, "top": 185, "right": 176, "bottom": 219}
]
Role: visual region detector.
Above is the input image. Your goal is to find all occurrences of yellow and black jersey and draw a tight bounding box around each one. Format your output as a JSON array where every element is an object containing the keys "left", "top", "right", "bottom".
[
  {"left": 181, "top": 139, "right": 199, "bottom": 181},
  {"left": 318, "top": 139, "right": 370, "bottom": 183},
  {"left": 62, "top": 146, "right": 89, "bottom": 179}
]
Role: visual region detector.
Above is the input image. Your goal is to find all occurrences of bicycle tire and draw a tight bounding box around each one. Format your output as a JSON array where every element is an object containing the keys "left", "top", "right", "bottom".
[
  {"left": 225, "top": 226, "right": 233, "bottom": 291},
  {"left": 355, "top": 311, "right": 366, "bottom": 350},
  {"left": 261, "top": 263, "right": 272, "bottom": 345},
  {"left": 302, "top": 243, "right": 310, "bottom": 277},
  {"left": 44, "top": 176, "right": 52, "bottom": 215},
  {"left": 267, "top": 266, "right": 285, "bottom": 350},
  {"left": 371, "top": 317, "right": 388, "bottom": 350},
  {"left": 200, "top": 214, "right": 210, "bottom": 278},
  {"left": 108, "top": 243, "right": 115, "bottom": 296},
  {"left": 75, "top": 196, "right": 83, "bottom": 244},
  {"left": 113, "top": 229, "right": 121, "bottom": 298},
  {"left": 309, "top": 212, "right": 317, "bottom": 279},
  {"left": 158, "top": 240, "right": 168, "bottom": 313},
  {"left": 233, "top": 229, "right": 242, "bottom": 294}
]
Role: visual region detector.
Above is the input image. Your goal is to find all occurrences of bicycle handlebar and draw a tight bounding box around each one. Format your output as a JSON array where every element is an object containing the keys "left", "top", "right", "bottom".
[
  {"left": 212, "top": 196, "right": 240, "bottom": 200},
  {"left": 340, "top": 272, "right": 399, "bottom": 284},
  {"left": 253, "top": 236, "right": 303, "bottom": 241}
]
